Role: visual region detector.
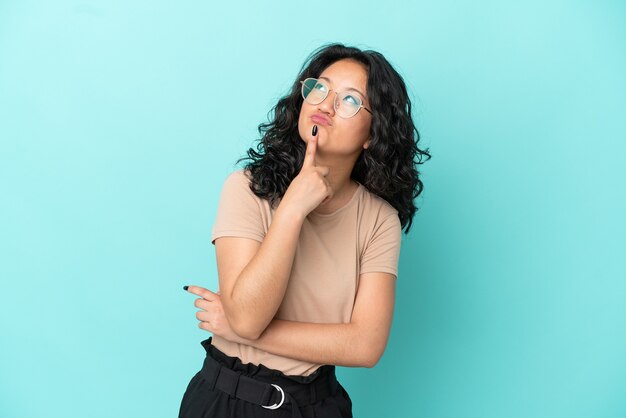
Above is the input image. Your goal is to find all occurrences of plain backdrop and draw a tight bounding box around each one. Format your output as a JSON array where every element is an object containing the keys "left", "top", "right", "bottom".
[{"left": 1, "top": 1, "right": 625, "bottom": 417}]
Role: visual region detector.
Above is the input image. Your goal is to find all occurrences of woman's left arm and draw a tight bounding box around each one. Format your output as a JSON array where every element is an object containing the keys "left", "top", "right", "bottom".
[{"left": 188, "top": 271, "right": 396, "bottom": 368}]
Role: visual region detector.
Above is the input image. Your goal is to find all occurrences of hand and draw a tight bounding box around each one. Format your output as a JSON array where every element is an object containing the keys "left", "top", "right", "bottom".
[
  {"left": 280, "top": 134, "right": 334, "bottom": 217},
  {"left": 185, "top": 285, "right": 246, "bottom": 344}
]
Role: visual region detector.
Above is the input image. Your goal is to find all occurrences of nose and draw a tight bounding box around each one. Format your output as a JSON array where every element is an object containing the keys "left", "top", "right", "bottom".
[{"left": 317, "top": 91, "right": 336, "bottom": 116}]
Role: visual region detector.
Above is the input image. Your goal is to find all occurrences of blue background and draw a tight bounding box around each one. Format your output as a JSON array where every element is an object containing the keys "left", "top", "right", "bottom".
[{"left": 1, "top": 1, "right": 625, "bottom": 417}]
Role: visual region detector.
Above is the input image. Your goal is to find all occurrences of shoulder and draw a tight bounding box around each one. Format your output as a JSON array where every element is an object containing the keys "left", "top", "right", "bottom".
[
  {"left": 359, "top": 185, "right": 400, "bottom": 223},
  {"left": 224, "top": 168, "right": 253, "bottom": 186},
  {"left": 212, "top": 169, "right": 269, "bottom": 244},
  {"left": 221, "top": 169, "right": 255, "bottom": 194},
  {"left": 218, "top": 169, "right": 265, "bottom": 205},
  {"left": 357, "top": 186, "right": 402, "bottom": 275}
]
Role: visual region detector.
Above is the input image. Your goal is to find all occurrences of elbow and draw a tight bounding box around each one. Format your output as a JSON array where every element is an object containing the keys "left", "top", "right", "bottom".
[
  {"left": 361, "top": 351, "right": 383, "bottom": 368},
  {"left": 357, "top": 339, "right": 387, "bottom": 368},
  {"left": 228, "top": 315, "right": 266, "bottom": 341},
  {"left": 232, "top": 324, "right": 263, "bottom": 341},
  {"left": 222, "top": 299, "right": 268, "bottom": 341}
]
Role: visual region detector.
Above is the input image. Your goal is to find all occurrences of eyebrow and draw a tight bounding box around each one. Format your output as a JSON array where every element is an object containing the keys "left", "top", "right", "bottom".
[{"left": 319, "top": 76, "right": 367, "bottom": 100}]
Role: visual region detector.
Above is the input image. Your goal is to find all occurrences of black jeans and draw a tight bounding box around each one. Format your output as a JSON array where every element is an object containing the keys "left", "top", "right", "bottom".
[{"left": 179, "top": 338, "right": 352, "bottom": 418}]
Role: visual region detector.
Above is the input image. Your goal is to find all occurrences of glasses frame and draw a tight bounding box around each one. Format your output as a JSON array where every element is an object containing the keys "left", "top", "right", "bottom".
[{"left": 300, "top": 78, "right": 372, "bottom": 119}]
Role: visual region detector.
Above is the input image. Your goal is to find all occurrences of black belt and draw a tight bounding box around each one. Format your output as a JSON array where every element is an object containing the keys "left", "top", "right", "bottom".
[{"left": 200, "top": 339, "right": 339, "bottom": 417}]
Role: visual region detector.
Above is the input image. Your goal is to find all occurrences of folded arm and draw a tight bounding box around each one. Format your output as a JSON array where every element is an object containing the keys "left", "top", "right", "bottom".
[{"left": 190, "top": 271, "right": 396, "bottom": 368}]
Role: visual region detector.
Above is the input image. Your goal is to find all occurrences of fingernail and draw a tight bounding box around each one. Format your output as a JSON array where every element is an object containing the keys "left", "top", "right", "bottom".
[
  {"left": 312, "top": 125, "right": 318, "bottom": 136},
  {"left": 183, "top": 285, "right": 189, "bottom": 291}
]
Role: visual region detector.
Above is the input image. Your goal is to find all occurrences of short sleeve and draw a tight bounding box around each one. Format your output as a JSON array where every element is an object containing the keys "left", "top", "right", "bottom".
[
  {"left": 360, "top": 212, "right": 402, "bottom": 278},
  {"left": 211, "top": 170, "right": 266, "bottom": 245}
]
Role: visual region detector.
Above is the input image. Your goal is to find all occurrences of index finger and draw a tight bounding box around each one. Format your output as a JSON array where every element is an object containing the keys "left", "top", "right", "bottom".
[
  {"left": 302, "top": 134, "right": 317, "bottom": 168},
  {"left": 185, "top": 285, "right": 219, "bottom": 301}
]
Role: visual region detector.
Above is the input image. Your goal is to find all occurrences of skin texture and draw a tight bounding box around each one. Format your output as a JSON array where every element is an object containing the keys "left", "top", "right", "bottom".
[{"left": 186, "top": 59, "right": 396, "bottom": 367}]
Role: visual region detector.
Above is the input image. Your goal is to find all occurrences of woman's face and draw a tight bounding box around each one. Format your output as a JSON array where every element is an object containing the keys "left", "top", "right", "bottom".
[{"left": 298, "top": 59, "right": 372, "bottom": 160}]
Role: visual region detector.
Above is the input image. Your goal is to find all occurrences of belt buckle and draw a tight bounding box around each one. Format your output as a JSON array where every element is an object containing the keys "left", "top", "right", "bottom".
[{"left": 261, "top": 384, "right": 285, "bottom": 410}]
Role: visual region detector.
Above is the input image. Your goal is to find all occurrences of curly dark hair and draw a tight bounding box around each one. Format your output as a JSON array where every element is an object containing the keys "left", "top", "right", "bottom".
[{"left": 236, "top": 43, "right": 431, "bottom": 234}]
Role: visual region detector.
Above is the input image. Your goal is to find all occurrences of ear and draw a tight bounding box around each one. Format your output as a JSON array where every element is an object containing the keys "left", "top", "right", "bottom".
[{"left": 363, "top": 138, "right": 371, "bottom": 149}]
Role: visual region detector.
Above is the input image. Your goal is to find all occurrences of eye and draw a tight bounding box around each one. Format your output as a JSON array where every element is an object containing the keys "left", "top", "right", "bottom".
[
  {"left": 342, "top": 94, "right": 359, "bottom": 106},
  {"left": 314, "top": 82, "right": 328, "bottom": 92}
]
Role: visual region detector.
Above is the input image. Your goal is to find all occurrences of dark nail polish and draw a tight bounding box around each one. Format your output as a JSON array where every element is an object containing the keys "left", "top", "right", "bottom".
[
  {"left": 183, "top": 285, "right": 189, "bottom": 291},
  {"left": 312, "top": 125, "right": 318, "bottom": 136}
]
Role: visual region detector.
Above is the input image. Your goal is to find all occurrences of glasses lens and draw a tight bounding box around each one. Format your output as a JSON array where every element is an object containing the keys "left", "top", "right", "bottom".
[
  {"left": 335, "top": 91, "right": 362, "bottom": 118},
  {"left": 301, "top": 78, "right": 327, "bottom": 104}
]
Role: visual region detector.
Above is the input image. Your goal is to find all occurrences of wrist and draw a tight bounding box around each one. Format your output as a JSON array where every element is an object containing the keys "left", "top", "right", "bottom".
[{"left": 275, "top": 202, "right": 306, "bottom": 224}]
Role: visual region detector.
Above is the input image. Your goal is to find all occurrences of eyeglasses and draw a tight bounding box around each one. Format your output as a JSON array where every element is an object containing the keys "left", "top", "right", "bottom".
[{"left": 300, "top": 78, "right": 372, "bottom": 119}]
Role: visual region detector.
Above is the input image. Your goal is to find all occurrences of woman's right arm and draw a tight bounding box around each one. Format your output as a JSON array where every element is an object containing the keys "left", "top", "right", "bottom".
[
  {"left": 215, "top": 206, "right": 303, "bottom": 340},
  {"left": 217, "top": 134, "right": 331, "bottom": 340}
]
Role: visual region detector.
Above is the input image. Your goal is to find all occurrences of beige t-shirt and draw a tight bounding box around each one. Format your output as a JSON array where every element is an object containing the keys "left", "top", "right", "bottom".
[{"left": 210, "top": 169, "right": 402, "bottom": 376}]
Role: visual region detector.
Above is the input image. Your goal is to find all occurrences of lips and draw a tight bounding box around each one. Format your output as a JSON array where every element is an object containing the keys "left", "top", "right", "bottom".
[{"left": 311, "top": 113, "right": 331, "bottom": 126}]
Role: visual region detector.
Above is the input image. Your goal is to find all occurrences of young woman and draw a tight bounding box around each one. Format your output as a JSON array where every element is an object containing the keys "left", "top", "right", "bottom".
[{"left": 179, "top": 43, "right": 430, "bottom": 418}]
